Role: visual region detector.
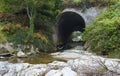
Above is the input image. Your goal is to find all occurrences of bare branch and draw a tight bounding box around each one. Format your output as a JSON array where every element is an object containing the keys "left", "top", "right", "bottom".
[{"left": 26, "top": 6, "right": 31, "bottom": 19}]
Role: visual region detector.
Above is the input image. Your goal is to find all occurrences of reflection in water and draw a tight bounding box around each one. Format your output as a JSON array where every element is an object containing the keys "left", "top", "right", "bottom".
[{"left": 0, "top": 54, "right": 66, "bottom": 64}]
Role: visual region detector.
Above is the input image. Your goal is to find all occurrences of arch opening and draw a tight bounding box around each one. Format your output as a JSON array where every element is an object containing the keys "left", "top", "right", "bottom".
[{"left": 55, "top": 11, "right": 85, "bottom": 51}]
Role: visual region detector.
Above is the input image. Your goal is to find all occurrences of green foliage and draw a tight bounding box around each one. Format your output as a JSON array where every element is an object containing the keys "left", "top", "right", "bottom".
[
  {"left": 1, "top": 23, "right": 53, "bottom": 52},
  {"left": 0, "top": 0, "right": 63, "bottom": 19},
  {"left": 0, "top": 0, "right": 24, "bottom": 13},
  {"left": 0, "top": 0, "right": 63, "bottom": 52},
  {"left": 9, "top": 29, "right": 27, "bottom": 45},
  {"left": 63, "top": 0, "right": 119, "bottom": 9},
  {"left": 0, "top": 22, "right": 7, "bottom": 42},
  {"left": 82, "top": 2, "right": 120, "bottom": 58}
]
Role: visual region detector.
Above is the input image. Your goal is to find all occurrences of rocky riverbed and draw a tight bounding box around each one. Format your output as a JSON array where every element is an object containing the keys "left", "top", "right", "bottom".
[{"left": 0, "top": 46, "right": 120, "bottom": 76}]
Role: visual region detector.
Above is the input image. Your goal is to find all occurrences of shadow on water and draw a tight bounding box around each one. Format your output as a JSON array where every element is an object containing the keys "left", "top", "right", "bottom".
[{"left": 0, "top": 54, "right": 67, "bottom": 64}]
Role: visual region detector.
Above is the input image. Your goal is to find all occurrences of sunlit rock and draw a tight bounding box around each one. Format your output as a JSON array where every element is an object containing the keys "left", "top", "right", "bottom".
[
  {"left": 0, "top": 54, "right": 120, "bottom": 76},
  {"left": 18, "top": 64, "right": 48, "bottom": 76},
  {"left": 45, "top": 70, "right": 62, "bottom": 76},
  {"left": 46, "top": 67, "right": 77, "bottom": 76},
  {"left": 48, "top": 61, "right": 68, "bottom": 69},
  {"left": 24, "top": 69, "right": 45, "bottom": 76},
  {"left": 67, "top": 56, "right": 104, "bottom": 75},
  {"left": 61, "top": 67, "right": 77, "bottom": 76},
  {"left": 0, "top": 62, "right": 30, "bottom": 76},
  {"left": 67, "top": 55, "right": 120, "bottom": 75},
  {"left": 17, "top": 50, "right": 27, "bottom": 58},
  {"left": 0, "top": 62, "right": 9, "bottom": 76},
  {"left": 51, "top": 49, "right": 88, "bottom": 60},
  {"left": 104, "top": 59, "right": 120, "bottom": 73}
]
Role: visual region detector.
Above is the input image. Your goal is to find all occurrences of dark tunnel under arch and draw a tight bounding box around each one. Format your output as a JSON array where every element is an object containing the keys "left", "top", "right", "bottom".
[{"left": 56, "top": 11, "right": 85, "bottom": 50}]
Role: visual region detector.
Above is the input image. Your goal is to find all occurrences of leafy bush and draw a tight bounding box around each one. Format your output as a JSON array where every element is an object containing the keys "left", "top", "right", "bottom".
[
  {"left": 63, "top": 0, "right": 118, "bottom": 8},
  {"left": 0, "top": 22, "right": 53, "bottom": 52},
  {"left": 0, "top": 0, "right": 64, "bottom": 52},
  {"left": 0, "top": 22, "right": 7, "bottom": 42},
  {"left": 82, "top": 2, "right": 120, "bottom": 58}
]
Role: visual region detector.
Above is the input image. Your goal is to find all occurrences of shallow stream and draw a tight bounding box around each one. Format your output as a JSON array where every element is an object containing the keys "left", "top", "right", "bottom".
[{"left": 0, "top": 54, "right": 66, "bottom": 64}]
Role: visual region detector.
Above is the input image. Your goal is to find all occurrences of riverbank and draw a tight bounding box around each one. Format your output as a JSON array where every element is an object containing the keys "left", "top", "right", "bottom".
[{"left": 0, "top": 47, "right": 120, "bottom": 76}]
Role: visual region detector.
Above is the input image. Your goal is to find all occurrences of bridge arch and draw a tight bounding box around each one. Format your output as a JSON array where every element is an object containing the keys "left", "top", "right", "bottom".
[{"left": 55, "top": 11, "right": 85, "bottom": 50}]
